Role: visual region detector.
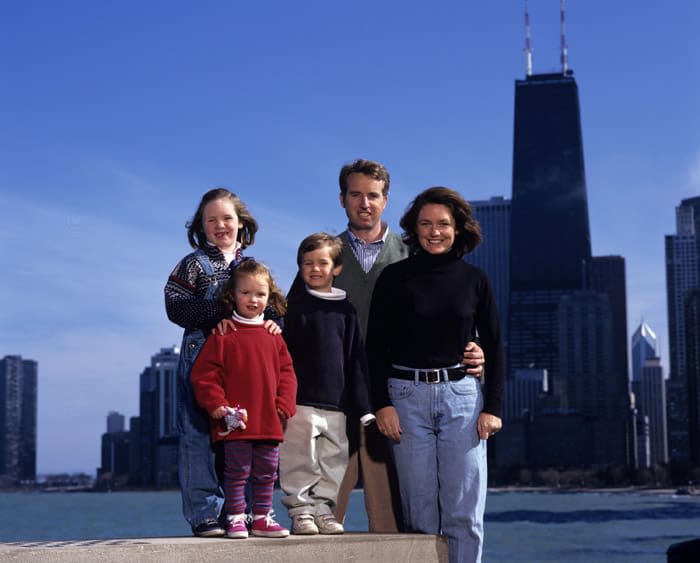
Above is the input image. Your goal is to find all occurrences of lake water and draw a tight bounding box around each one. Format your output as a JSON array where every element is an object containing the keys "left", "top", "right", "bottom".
[{"left": 1, "top": 489, "right": 698, "bottom": 562}]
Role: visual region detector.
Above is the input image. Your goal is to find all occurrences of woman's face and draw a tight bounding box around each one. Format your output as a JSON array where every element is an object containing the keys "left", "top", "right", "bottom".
[
  {"left": 202, "top": 198, "right": 239, "bottom": 253},
  {"left": 416, "top": 203, "right": 456, "bottom": 255}
]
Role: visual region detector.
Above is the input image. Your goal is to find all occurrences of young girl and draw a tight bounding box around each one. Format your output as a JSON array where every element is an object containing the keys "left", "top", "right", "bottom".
[
  {"left": 190, "top": 259, "right": 297, "bottom": 539},
  {"left": 165, "top": 188, "right": 267, "bottom": 537}
]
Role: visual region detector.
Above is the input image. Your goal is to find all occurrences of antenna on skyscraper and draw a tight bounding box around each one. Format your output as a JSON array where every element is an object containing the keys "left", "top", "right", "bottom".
[
  {"left": 524, "top": 0, "right": 533, "bottom": 76},
  {"left": 560, "top": 0, "right": 569, "bottom": 74}
]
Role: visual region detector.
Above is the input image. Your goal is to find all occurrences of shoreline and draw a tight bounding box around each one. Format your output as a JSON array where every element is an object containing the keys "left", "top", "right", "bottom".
[{"left": 488, "top": 485, "right": 696, "bottom": 496}]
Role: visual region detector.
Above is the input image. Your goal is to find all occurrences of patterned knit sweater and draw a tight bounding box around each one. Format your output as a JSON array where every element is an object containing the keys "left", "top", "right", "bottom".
[{"left": 164, "top": 244, "right": 237, "bottom": 333}]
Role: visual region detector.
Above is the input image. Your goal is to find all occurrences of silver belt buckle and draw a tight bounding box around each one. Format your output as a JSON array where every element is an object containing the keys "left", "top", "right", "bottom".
[{"left": 425, "top": 369, "right": 441, "bottom": 384}]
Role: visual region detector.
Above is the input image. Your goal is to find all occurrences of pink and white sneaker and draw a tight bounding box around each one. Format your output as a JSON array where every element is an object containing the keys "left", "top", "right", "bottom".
[
  {"left": 250, "top": 511, "right": 289, "bottom": 538},
  {"left": 226, "top": 513, "right": 248, "bottom": 539}
]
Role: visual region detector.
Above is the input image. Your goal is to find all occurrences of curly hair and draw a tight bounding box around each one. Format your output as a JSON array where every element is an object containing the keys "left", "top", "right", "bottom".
[
  {"left": 186, "top": 188, "right": 259, "bottom": 250},
  {"left": 400, "top": 187, "right": 482, "bottom": 258},
  {"left": 296, "top": 232, "right": 344, "bottom": 268},
  {"left": 338, "top": 159, "right": 390, "bottom": 197},
  {"left": 220, "top": 259, "right": 287, "bottom": 318}
]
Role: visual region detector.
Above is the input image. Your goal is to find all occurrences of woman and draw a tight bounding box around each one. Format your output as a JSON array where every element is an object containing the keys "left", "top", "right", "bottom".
[{"left": 366, "top": 187, "right": 504, "bottom": 563}]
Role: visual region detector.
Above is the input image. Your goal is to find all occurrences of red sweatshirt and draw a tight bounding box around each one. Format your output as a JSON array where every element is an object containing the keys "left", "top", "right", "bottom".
[{"left": 191, "top": 321, "right": 297, "bottom": 443}]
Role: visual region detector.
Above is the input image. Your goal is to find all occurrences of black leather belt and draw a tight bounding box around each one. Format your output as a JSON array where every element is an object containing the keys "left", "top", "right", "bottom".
[{"left": 391, "top": 366, "right": 468, "bottom": 384}]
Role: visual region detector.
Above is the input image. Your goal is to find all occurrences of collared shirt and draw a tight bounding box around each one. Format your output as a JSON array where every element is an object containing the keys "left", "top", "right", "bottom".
[{"left": 346, "top": 223, "right": 390, "bottom": 273}]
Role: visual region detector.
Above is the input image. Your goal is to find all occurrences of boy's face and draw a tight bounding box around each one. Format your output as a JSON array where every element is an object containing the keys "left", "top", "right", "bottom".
[{"left": 301, "top": 246, "right": 342, "bottom": 293}]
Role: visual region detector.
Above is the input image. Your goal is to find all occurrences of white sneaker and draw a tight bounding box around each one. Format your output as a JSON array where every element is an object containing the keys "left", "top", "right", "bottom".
[
  {"left": 291, "top": 513, "right": 319, "bottom": 535},
  {"left": 314, "top": 514, "right": 344, "bottom": 535}
]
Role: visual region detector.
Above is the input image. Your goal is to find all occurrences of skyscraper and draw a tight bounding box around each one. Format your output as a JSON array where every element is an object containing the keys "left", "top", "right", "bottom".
[
  {"left": 631, "top": 321, "right": 658, "bottom": 397},
  {"left": 0, "top": 355, "right": 38, "bottom": 485},
  {"left": 683, "top": 289, "right": 700, "bottom": 464},
  {"left": 465, "top": 196, "right": 510, "bottom": 338},
  {"left": 640, "top": 357, "right": 668, "bottom": 465},
  {"left": 508, "top": 70, "right": 592, "bottom": 398},
  {"left": 665, "top": 196, "right": 700, "bottom": 460},
  {"left": 505, "top": 6, "right": 630, "bottom": 467},
  {"left": 138, "top": 346, "right": 180, "bottom": 487}
]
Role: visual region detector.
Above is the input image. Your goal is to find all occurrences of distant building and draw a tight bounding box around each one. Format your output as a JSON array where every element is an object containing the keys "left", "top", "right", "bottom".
[
  {"left": 684, "top": 289, "right": 700, "bottom": 464},
  {"left": 505, "top": 67, "right": 630, "bottom": 469},
  {"left": 665, "top": 196, "right": 700, "bottom": 460},
  {"left": 630, "top": 321, "right": 667, "bottom": 467},
  {"left": 107, "top": 411, "right": 125, "bottom": 434},
  {"left": 640, "top": 357, "right": 668, "bottom": 465},
  {"left": 98, "top": 410, "right": 131, "bottom": 487},
  {"left": 138, "top": 346, "right": 180, "bottom": 488},
  {"left": 0, "top": 355, "right": 37, "bottom": 485},
  {"left": 465, "top": 196, "right": 510, "bottom": 337}
]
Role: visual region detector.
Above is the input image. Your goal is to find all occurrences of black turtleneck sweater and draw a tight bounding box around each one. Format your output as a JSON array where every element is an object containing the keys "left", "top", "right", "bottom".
[{"left": 366, "top": 249, "right": 505, "bottom": 417}]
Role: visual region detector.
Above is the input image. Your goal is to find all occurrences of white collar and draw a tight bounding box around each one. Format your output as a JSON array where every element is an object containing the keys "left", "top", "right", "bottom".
[
  {"left": 305, "top": 286, "right": 346, "bottom": 301},
  {"left": 232, "top": 310, "right": 264, "bottom": 325}
]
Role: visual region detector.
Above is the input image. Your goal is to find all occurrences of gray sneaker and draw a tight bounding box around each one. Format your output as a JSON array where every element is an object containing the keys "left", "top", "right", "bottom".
[
  {"left": 314, "top": 514, "right": 344, "bottom": 535},
  {"left": 291, "top": 513, "right": 319, "bottom": 535}
]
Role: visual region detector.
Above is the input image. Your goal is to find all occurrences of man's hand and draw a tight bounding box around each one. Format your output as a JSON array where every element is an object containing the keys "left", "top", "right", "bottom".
[
  {"left": 375, "top": 406, "right": 402, "bottom": 442},
  {"left": 463, "top": 341, "right": 485, "bottom": 377}
]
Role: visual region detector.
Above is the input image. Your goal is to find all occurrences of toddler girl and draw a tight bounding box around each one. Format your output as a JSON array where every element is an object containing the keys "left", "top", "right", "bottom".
[{"left": 190, "top": 259, "right": 297, "bottom": 539}]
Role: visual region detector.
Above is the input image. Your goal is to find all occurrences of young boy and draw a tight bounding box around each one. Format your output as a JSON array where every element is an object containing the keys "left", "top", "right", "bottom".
[{"left": 280, "top": 233, "right": 374, "bottom": 535}]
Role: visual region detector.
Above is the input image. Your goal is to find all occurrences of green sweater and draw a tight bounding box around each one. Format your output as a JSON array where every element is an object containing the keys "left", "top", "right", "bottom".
[{"left": 334, "top": 230, "right": 409, "bottom": 337}]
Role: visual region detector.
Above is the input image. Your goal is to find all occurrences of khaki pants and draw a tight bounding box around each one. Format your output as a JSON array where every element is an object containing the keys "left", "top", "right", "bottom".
[{"left": 333, "top": 421, "right": 404, "bottom": 532}]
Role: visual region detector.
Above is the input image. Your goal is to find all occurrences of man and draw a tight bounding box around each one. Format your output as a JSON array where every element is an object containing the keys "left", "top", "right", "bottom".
[{"left": 291, "top": 159, "right": 485, "bottom": 532}]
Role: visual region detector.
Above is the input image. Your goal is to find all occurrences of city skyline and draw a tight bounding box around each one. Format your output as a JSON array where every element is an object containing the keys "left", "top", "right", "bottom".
[{"left": 1, "top": 2, "right": 699, "bottom": 473}]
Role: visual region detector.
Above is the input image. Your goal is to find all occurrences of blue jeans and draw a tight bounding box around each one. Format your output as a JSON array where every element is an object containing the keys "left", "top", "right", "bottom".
[
  {"left": 388, "top": 375, "right": 487, "bottom": 563},
  {"left": 177, "top": 329, "right": 224, "bottom": 529}
]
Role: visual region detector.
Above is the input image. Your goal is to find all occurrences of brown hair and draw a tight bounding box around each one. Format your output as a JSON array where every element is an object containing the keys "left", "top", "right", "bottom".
[
  {"left": 338, "top": 159, "right": 390, "bottom": 197},
  {"left": 186, "top": 188, "right": 258, "bottom": 250},
  {"left": 220, "top": 259, "right": 287, "bottom": 317},
  {"left": 400, "top": 187, "right": 482, "bottom": 258},
  {"left": 296, "top": 232, "right": 344, "bottom": 268}
]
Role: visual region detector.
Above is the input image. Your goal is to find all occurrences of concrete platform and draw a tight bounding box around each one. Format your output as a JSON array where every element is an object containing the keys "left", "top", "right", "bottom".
[{"left": 0, "top": 533, "right": 448, "bottom": 562}]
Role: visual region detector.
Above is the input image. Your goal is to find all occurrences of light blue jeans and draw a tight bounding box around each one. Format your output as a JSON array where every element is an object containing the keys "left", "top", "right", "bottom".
[
  {"left": 388, "top": 375, "right": 486, "bottom": 563},
  {"left": 177, "top": 329, "right": 224, "bottom": 530}
]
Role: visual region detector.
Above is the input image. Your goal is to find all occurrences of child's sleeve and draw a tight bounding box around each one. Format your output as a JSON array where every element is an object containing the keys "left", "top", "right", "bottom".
[
  {"left": 347, "top": 311, "right": 373, "bottom": 417},
  {"left": 164, "top": 256, "right": 226, "bottom": 331},
  {"left": 275, "top": 338, "right": 297, "bottom": 419},
  {"left": 190, "top": 335, "right": 228, "bottom": 415}
]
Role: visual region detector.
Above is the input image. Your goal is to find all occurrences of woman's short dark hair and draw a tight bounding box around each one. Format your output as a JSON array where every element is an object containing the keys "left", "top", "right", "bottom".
[
  {"left": 400, "top": 187, "right": 481, "bottom": 258},
  {"left": 186, "top": 188, "right": 258, "bottom": 250}
]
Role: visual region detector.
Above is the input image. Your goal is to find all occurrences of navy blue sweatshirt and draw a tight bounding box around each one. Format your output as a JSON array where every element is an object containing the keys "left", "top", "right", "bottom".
[{"left": 283, "top": 288, "right": 372, "bottom": 417}]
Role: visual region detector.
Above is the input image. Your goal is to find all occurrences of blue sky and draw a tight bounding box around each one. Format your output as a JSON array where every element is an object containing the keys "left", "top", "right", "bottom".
[{"left": 1, "top": 1, "right": 698, "bottom": 474}]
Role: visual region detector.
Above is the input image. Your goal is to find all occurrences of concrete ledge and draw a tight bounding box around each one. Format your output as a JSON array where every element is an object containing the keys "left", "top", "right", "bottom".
[{"left": 0, "top": 533, "right": 448, "bottom": 562}]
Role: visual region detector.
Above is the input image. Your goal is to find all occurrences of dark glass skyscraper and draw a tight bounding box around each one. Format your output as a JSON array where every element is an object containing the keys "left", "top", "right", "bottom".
[
  {"left": 509, "top": 71, "right": 592, "bottom": 387},
  {"left": 510, "top": 72, "right": 591, "bottom": 293},
  {"left": 0, "top": 355, "right": 37, "bottom": 484},
  {"left": 506, "top": 70, "right": 629, "bottom": 467}
]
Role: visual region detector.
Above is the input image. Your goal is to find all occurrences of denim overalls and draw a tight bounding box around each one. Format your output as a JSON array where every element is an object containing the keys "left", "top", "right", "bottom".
[{"left": 176, "top": 249, "right": 226, "bottom": 529}]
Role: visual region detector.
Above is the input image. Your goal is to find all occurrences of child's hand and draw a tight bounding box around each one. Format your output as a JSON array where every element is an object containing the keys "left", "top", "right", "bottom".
[
  {"left": 213, "top": 319, "right": 237, "bottom": 336},
  {"left": 211, "top": 406, "right": 228, "bottom": 419},
  {"left": 277, "top": 408, "right": 288, "bottom": 431},
  {"left": 263, "top": 320, "right": 282, "bottom": 335}
]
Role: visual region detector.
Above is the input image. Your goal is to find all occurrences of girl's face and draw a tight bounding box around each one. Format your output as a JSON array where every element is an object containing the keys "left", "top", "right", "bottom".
[
  {"left": 301, "top": 246, "right": 342, "bottom": 293},
  {"left": 416, "top": 203, "right": 456, "bottom": 255},
  {"left": 203, "top": 198, "right": 239, "bottom": 253},
  {"left": 234, "top": 273, "right": 270, "bottom": 319}
]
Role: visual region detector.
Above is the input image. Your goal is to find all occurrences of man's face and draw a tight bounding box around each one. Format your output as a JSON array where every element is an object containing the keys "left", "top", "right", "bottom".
[{"left": 339, "top": 172, "right": 388, "bottom": 233}]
